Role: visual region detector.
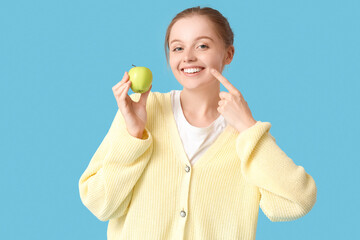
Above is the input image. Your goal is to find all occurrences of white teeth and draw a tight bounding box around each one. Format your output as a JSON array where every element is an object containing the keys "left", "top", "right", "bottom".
[{"left": 183, "top": 68, "right": 203, "bottom": 73}]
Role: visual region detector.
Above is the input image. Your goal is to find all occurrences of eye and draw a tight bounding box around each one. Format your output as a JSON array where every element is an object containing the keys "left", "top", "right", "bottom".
[
  {"left": 198, "top": 44, "right": 209, "bottom": 49},
  {"left": 172, "top": 47, "right": 183, "bottom": 52},
  {"left": 172, "top": 44, "right": 209, "bottom": 52}
]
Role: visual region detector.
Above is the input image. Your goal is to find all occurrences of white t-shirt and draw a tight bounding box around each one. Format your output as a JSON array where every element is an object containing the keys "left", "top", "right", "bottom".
[{"left": 170, "top": 90, "right": 228, "bottom": 166}]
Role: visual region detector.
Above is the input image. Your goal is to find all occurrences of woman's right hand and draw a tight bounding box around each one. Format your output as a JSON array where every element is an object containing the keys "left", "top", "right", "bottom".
[{"left": 112, "top": 71, "right": 152, "bottom": 139}]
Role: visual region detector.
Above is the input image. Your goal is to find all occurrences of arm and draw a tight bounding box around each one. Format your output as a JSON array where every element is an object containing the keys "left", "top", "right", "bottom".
[
  {"left": 78, "top": 106, "right": 153, "bottom": 221},
  {"left": 236, "top": 121, "right": 317, "bottom": 222}
]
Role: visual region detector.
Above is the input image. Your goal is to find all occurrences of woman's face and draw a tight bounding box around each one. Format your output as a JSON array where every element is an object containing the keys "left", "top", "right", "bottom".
[{"left": 168, "top": 15, "right": 233, "bottom": 90}]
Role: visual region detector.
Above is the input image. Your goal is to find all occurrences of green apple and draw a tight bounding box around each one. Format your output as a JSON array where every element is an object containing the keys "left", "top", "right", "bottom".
[{"left": 128, "top": 65, "right": 153, "bottom": 93}]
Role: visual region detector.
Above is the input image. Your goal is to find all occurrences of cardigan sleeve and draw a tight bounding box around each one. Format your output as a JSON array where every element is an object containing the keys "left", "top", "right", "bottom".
[
  {"left": 235, "top": 121, "right": 317, "bottom": 222},
  {"left": 78, "top": 94, "right": 153, "bottom": 221}
]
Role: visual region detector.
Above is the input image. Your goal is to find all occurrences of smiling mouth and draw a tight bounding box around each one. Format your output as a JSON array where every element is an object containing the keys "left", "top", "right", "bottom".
[{"left": 181, "top": 67, "right": 205, "bottom": 76}]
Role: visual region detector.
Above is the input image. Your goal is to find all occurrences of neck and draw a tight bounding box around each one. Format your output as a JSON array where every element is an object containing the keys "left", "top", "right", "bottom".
[{"left": 180, "top": 81, "right": 221, "bottom": 120}]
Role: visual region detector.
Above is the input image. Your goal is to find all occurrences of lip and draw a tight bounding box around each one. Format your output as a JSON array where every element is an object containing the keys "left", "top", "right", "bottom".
[
  {"left": 181, "top": 67, "right": 205, "bottom": 77},
  {"left": 180, "top": 66, "right": 205, "bottom": 71}
]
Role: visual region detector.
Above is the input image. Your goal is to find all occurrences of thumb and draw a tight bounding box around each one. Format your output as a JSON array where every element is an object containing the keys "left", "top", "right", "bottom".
[{"left": 139, "top": 85, "right": 152, "bottom": 105}]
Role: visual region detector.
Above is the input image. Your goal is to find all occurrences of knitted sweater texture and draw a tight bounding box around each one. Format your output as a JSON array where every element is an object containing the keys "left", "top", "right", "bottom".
[{"left": 79, "top": 91, "right": 317, "bottom": 240}]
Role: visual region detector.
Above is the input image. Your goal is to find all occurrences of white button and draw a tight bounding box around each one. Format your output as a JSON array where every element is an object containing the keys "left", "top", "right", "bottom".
[
  {"left": 180, "top": 210, "right": 186, "bottom": 217},
  {"left": 185, "top": 165, "right": 190, "bottom": 173}
]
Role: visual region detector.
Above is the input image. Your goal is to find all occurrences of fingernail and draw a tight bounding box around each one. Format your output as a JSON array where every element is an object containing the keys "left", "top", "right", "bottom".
[{"left": 211, "top": 68, "right": 216, "bottom": 73}]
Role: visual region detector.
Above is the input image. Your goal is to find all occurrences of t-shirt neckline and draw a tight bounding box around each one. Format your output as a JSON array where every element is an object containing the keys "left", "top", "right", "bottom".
[{"left": 173, "top": 90, "right": 225, "bottom": 132}]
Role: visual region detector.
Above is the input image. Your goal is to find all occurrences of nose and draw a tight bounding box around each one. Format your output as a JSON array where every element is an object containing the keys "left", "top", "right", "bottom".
[{"left": 183, "top": 48, "right": 196, "bottom": 62}]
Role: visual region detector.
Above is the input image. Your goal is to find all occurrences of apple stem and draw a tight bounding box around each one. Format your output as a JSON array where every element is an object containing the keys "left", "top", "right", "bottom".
[{"left": 132, "top": 64, "right": 136, "bottom": 67}]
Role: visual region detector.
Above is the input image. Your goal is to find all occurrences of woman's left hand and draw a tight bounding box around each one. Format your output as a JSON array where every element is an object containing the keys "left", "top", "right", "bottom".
[{"left": 210, "top": 68, "right": 257, "bottom": 134}]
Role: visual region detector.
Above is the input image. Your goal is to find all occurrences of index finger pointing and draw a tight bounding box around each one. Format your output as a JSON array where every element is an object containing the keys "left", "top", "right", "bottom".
[{"left": 210, "top": 68, "right": 239, "bottom": 94}]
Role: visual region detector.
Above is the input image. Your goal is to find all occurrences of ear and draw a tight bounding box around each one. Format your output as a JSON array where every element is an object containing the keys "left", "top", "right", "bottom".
[{"left": 224, "top": 45, "right": 235, "bottom": 65}]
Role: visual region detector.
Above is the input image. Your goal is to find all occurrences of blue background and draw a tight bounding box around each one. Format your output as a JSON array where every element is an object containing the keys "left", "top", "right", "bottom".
[{"left": 1, "top": 0, "right": 359, "bottom": 239}]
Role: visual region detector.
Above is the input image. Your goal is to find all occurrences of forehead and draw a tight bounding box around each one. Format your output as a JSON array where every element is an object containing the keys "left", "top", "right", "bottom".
[{"left": 169, "top": 15, "right": 219, "bottom": 43}]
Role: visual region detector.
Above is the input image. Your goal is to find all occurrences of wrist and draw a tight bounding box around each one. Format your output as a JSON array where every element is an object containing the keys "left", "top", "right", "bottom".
[
  {"left": 134, "top": 130, "right": 145, "bottom": 139},
  {"left": 127, "top": 128, "right": 145, "bottom": 139},
  {"left": 236, "top": 119, "right": 257, "bottom": 134}
]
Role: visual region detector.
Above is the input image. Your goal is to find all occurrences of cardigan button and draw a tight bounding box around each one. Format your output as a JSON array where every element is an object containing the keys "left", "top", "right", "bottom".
[
  {"left": 180, "top": 210, "right": 186, "bottom": 217},
  {"left": 185, "top": 165, "right": 190, "bottom": 173}
]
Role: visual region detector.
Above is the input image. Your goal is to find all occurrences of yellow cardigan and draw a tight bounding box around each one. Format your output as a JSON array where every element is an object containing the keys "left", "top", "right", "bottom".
[{"left": 79, "top": 91, "right": 317, "bottom": 240}]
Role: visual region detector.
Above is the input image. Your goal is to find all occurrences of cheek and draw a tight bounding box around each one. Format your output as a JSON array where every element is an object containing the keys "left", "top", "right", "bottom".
[
  {"left": 169, "top": 55, "right": 179, "bottom": 68},
  {"left": 169, "top": 61, "right": 177, "bottom": 72},
  {"left": 203, "top": 53, "right": 224, "bottom": 68}
]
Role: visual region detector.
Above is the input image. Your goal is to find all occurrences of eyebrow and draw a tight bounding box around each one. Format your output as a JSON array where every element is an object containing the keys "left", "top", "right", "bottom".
[{"left": 170, "top": 36, "right": 214, "bottom": 45}]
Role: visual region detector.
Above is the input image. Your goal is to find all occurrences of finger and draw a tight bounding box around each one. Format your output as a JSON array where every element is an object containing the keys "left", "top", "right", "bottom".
[
  {"left": 117, "top": 72, "right": 130, "bottom": 90},
  {"left": 219, "top": 91, "right": 232, "bottom": 100},
  {"left": 112, "top": 72, "right": 126, "bottom": 91},
  {"left": 218, "top": 99, "right": 226, "bottom": 106},
  {"left": 116, "top": 84, "right": 128, "bottom": 101},
  {"left": 139, "top": 85, "right": 152, "bottom": 105},
  {"left": 119, "top": 81, "right": 131, "bottom": 101},
  {"left": 112, "top": 72, "right": 129, "bottom": 91},
  {"left": 210, "top": 68, "right": 239, "bottom": 95},
  {"left": 114, "top": 81, "right": 129, "bottom": 97}
]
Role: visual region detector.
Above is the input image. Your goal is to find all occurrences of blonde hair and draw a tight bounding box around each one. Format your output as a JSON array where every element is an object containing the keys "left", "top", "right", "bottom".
[{"left": 164, "top": 6, "right": 234, "bottom": 66}]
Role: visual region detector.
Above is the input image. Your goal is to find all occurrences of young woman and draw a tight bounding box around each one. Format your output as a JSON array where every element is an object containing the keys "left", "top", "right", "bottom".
[{"left": 79, "top": 6, "right": 317, "bottom": 240}]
